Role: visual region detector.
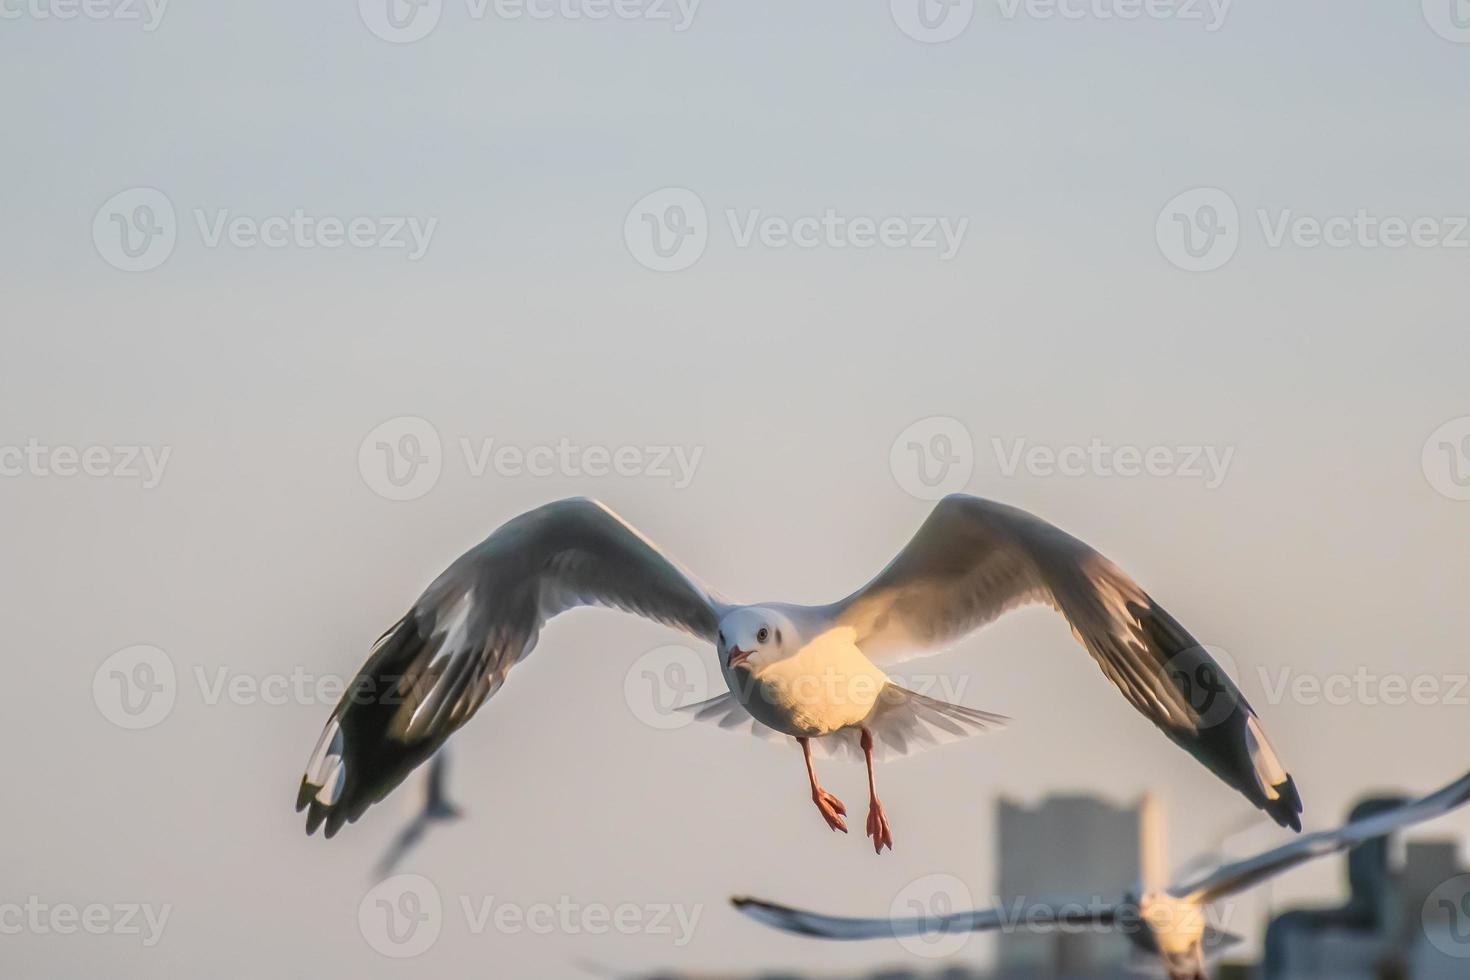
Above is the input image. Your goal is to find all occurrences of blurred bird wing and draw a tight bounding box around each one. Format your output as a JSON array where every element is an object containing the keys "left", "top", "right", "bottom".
[
  {"left": 732, "top": 895, "right": 1117, "bottom": 940},
  {"left": 1179, "top": 768, "right": 1470, "bottom": 904}
]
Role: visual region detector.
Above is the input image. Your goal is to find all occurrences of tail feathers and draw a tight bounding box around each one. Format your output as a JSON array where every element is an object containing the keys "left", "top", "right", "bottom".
[
  {"left": 678, "top": 686, "right": 1005, "bottom": 763},
  {"left": 841, "top": 684, "right": 1007, "bottom": 763}
]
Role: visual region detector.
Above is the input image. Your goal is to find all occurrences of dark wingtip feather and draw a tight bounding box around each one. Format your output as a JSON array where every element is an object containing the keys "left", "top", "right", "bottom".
[{"left": 1265, "top": 775, "right": 1304, "bottom": 832}]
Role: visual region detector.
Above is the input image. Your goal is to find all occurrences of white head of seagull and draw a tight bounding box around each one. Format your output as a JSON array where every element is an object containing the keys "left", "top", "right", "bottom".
[
  {"left": 717, "top": 607, "right": 793, "bottom": 671},
  {"left": 296, "top": 494, "right": 1302, "bottom": 853}
]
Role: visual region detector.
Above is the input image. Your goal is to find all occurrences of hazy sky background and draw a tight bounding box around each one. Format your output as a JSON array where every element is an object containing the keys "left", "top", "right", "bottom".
[{"left": 4, "top": 1, "right": 1470, "bottom": 976}]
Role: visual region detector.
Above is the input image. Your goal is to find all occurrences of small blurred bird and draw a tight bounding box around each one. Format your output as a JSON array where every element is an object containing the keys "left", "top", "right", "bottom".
[
  {"left": 734, "top": 767, "right": 1470, "bottom": 980},
  {"left": 372, "top": 749, "right": 463, "bottom": 879}
]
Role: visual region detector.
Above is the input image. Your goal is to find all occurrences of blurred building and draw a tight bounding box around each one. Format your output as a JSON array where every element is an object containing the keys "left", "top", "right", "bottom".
[
  {"left": 994, "top": 793, "right": 1162, "bottom": 978},
  {"left": 1262, "top": 798, "right": 1469, "bottom": 980}
]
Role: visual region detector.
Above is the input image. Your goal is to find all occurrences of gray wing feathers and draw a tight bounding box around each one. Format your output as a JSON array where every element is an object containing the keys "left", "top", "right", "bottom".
[
  {"left": 829, "top": 495, "right": 1302, "bottom": 830},
  {"left": 732, "top": 896, "right": 1115, "bottom": 940},
  {"left": 1182, "top": 768, "right": 1470, "bottom": 904},
  {"left": 299, "top": 498, "right": 725, "bottom": 837}
]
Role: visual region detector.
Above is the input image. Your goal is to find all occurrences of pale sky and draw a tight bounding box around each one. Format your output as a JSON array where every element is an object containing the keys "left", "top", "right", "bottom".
[{"left": 4, "top": 1, "right": 1470, "bottom": 976}]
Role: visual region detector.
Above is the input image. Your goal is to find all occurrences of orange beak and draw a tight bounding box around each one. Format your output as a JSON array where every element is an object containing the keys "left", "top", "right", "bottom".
[{"left": 726, "top": 646, "right": 754, "bottom": 669}]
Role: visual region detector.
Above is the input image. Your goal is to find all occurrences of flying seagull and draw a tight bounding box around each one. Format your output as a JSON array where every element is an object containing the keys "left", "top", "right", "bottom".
[
  {"left": 372, "top": 749, "right": 464, "bottom": 879},
  {"left": 733, "top": 768, "right": 1470, "bottom": 979},
  {"left": 297, "top": 495, "right": 1301, "bottom": 853}
]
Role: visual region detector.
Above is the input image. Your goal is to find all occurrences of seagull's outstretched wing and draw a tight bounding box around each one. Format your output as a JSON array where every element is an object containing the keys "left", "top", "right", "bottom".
[
  {"left": 1178, "top": 768, "right": 1470, "bottom": 905},
  {"left": 298, "top": 498, "right": 729, "bottom": 838},
  {"left": 828, "top": 494, "right": 1303, "bottom": 830},
  {"left": 731, "top": 895, "right": 1117, "bottom": 940}
]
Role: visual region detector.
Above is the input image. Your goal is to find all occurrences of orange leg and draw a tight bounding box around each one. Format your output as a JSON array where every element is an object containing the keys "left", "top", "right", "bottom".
[
  {"left": 799, "top": 737, "right": 847, "bottom": 833},
  {"left": 861, "top": 728, "right": 893, "bottom": 854}
]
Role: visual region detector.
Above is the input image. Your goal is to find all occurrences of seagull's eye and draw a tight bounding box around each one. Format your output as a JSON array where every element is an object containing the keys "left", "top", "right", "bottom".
[
  {"left": 718, "top": 631, "right": 725, "bottom": 646},
  {"left": 757, "top": 627, "right": 770, "bottom": 644}
]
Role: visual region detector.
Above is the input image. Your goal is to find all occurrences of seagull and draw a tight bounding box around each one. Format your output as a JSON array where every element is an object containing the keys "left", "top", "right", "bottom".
[
  {"left": 371, "top": 749, "right": 464, "bottom": 879},
  {"left": 733, "top": 768, "right": 1470, "bottom": 979},
  {"left": 297, "top": 495, "right": 1302, "bottom": 854}
]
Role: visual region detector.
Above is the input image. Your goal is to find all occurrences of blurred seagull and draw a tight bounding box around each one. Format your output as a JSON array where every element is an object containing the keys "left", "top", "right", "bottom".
[
  {"left": 733, "top": 767, "right": 1470, "bottom": 980},
  {"left": 372, "top": 749, "right": 463, "bottom": 879},
  {"left": 298, "top": 495, "right": 1301, "bottom": 854}
]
